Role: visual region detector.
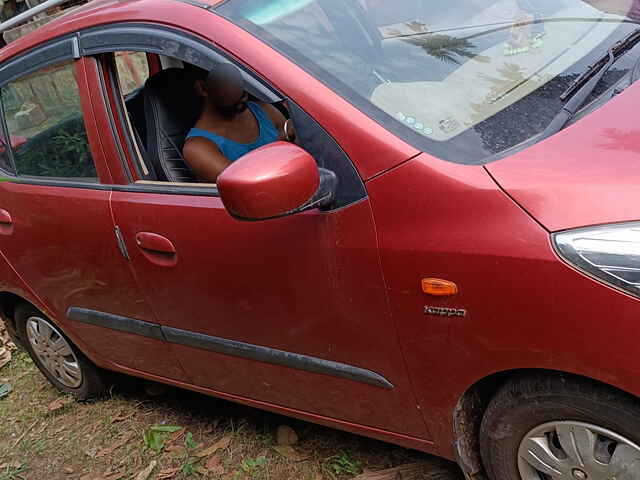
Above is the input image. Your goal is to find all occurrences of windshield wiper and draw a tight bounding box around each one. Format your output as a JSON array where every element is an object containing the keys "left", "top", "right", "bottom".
[{"left": 539, "top": 28, "right": 640, "bottom": 142}]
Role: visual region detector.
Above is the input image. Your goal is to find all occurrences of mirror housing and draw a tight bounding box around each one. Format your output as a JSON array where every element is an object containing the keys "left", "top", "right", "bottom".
[{"left": 217, "top": 142, "right": 337, "bottom": 221}]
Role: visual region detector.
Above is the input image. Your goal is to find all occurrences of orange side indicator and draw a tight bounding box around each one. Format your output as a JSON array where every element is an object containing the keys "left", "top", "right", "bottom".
[{"left": 421, "top": 278, "right": 458, "bottom": 296}]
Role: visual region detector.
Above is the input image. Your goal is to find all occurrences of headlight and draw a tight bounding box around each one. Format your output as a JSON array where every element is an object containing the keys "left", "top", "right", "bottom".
[{"left": 553, "top": 222, "right": 640, "bottom": 298}]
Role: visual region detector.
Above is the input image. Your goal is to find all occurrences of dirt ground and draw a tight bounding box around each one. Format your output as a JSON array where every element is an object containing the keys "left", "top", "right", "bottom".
[{"left": 0, "top": 350, "right": 465, "bottom": 480}]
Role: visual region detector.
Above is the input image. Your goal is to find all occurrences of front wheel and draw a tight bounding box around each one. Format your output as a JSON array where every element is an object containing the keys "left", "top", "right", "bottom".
[
  {"left": 480, "top": 374, "right": 640, "bottom": 480},
  {"left": 16, "top": 303, "right": 105, "bottom": 399}
]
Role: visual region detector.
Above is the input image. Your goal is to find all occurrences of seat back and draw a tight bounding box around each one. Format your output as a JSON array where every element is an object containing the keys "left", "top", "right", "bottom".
[{"left": 143, "top": 68, "right": 203, "bottom": 182}]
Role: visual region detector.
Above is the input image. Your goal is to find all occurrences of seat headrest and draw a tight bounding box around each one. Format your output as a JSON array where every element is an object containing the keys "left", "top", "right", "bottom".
[{"left": 144, "top": 68, "right": 203, "bottom": 132}]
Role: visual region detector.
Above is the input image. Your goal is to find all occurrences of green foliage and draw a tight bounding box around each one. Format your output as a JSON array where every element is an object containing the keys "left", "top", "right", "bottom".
[
  {"left": 184, "top": 431, "right": 198, "bottom": 450},
  {"left": 0, "top": 463, "right": 27, "bottom": 480},
  {"left": 240, "top": 456, "right": 267, "bottom": 475},
  {"left": 143, "top": 425, "right": 183, "bottom": 454},
  {"left": 181, "top": 457, "right": 198, "bottom": 476},
  {"left": 13, "top": 115, "right": 96, "bottom": 179},
  {"left": 323, "top": 452, "right": 363, "bottom": 478}
]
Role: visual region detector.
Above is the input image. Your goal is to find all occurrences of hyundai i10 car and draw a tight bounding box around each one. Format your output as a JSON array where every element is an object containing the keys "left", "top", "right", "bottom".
[{"left": 3, "top": 1, "right": 640, "bottom": 479}]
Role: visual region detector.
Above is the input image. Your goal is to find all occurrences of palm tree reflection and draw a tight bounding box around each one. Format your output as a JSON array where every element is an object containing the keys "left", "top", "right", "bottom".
[{"left": 402, "top": 34, "right": 488, "bottom": 65}]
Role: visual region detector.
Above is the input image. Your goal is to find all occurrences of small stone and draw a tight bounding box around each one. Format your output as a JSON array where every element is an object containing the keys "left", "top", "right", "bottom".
[{"left": 276, "top": 425, "right": 298, "bottom": 446}]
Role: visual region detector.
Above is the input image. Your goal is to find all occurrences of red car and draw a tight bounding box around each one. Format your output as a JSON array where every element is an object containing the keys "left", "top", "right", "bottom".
[{"left": 4, "top": 1, "right": 640, "bottom": 479}]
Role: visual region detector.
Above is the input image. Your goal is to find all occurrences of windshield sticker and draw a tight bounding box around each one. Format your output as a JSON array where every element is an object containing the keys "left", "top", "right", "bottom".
[
  {"left": 504, "top": 4, "right": 547, "bottom": 56},
  {"left": 439, "top": 117, "right": 461, "bottom": 134}
]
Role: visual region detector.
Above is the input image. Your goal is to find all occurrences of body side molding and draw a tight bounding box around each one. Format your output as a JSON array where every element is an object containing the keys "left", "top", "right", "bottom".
[{"left": 67, "top": 308, "right": 394, "bottom": 390}]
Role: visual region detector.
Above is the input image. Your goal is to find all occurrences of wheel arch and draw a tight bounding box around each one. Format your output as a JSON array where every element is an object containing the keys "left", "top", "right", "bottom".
[
  {"left": 453, "top": 368, "right": 640, "bottom": 480},
  {"left": 0, "top": 291, "right": 35, "bottom": 347}
]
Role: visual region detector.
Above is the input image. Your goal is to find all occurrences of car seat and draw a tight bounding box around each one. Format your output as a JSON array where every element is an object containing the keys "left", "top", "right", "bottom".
[{"left": 143, "top": 68, "right": 203, "bottom": 182}]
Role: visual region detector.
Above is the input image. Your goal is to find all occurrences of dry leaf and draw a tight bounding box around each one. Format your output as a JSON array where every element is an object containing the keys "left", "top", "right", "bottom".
[
  {"left": 96, "top": 431, "right": 135, "bottom": 457},
  {"left": 206, "top": 454, "right": 225, "bottom": 476},
  {"left": 104, "top": 474, "right": 124, "bottom": 480},
  {"left": 134, "top": 460, "right": 157, "bottom": 480},
  {"left": 352, "top": 462, "right": 456, "bottom": 480},
  {"left": 63, "top": 467, "right": 75, "bottom": 474},
  {"left": 273, "top": 445, "right": 310, "bottom": 462},
  {"left": 196, "top": 434, "right": 233, "bottom": 457},
  {"left": 166, "top": 427, "right": 186, "bottom": 445},
  {"left": 47, "top": 396, "right": 73, "bottom": 412},
  {"left": 156, "top": 467, "right": 180, "bottom": 480},
  {"left": 276, "top": 425, "right": 298, "bottom": 446},
  {"left": 111, "top": 409, "right": 136, "bottom": 423},
  {"left": 0, "top": 346, "right": 10, "bottom": 369},
  {"left": 164, "top": 445, "right": 187, "bottom": 458}
]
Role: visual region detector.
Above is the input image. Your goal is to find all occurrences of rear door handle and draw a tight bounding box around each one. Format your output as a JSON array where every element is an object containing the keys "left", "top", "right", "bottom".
[
  {"left": 0, "top": 209, "right": 12, "bottom": 225},
  {"left": 135, "top": 232, "right": 176, "bottom": 254}
]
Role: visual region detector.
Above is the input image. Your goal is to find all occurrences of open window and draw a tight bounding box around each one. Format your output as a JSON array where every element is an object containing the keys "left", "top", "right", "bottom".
[{"left": 84, "top": 23, "right": 364, "bottom": 208}]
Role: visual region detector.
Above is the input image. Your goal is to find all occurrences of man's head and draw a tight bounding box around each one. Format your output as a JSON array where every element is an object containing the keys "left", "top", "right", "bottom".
[{"left": 196, "top": 63, "right": 249, "bottom": 118}]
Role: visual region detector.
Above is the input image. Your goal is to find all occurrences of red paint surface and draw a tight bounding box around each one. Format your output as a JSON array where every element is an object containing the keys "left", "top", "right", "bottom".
[
  {"left": 487, "top": 81, "right": 640, "bottom": 232},
  {"left": 0, "top": 0, "right": 639, "bottom": 464}
]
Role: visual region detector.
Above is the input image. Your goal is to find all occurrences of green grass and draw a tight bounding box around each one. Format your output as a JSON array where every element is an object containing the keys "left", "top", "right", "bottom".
[{"left": 0, "top": 351, "right": 458, "bottom": 480}]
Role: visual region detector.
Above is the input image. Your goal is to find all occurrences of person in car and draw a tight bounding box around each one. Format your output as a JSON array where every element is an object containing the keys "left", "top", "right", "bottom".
[{"left": 183, "top": 63, "right": 290, "bottom": 182}]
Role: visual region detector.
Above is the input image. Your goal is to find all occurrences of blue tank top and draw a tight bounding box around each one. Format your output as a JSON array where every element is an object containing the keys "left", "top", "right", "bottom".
[{"left": 185, "top": 102, "right": 279, "bottom": 161}]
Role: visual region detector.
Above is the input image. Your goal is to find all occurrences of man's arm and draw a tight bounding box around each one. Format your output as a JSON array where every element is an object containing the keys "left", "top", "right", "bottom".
[
  {"left": 183, "top": 137, "right": 231, "bottom": 183},
  {"left": 258, "top": 102, "right": 289, "bottom": 140}
]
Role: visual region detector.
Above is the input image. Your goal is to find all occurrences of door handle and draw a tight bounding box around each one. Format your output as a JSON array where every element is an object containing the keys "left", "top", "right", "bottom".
[
  {"left": 135, "top": 232, "right": 176, "bottom": 254},
  {"left": 0, "top": 209, "right": 12, "bottom": 225},
  {"left": 0, "top": 209, "right": 13, "bottom": 235}
]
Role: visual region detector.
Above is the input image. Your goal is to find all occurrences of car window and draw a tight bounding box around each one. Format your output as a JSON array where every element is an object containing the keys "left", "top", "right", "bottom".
[
  {"left": 218, "top": 0, "right": 640, "bottom": 164},
  {"left": 0, "top": 61, "right": 97, "bottom": 180},
  {"left": 114, "top": 51, "right": 150, "bottom": 97}
]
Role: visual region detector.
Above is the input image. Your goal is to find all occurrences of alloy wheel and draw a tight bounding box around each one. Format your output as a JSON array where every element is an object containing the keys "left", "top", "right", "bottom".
[
  {"left": 518, "top": 420, "right": 640, "bottom": 480},
  {"left": 25, "top": 315, "right": 82, "bottom": 388}
]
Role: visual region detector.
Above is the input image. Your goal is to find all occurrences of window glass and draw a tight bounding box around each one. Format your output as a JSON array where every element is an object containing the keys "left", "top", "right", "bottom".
[
  {"left": 219, "top": 0, "right": 640, "bottom": 164},
  {"left": 115, "top": 51, "right": 150, "bottom": 96},
  {"left": 1, "top": 61, "right": 97, "bottom": 179}
]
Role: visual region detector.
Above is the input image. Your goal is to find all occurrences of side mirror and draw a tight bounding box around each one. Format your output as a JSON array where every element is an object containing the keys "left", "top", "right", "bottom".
[{"left": 217, "top": 141, "right": 337, "bottom": 221}]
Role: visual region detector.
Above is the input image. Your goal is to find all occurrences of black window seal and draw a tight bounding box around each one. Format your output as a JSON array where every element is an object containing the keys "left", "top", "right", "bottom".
[
  {"left": 0, "top": 38, "right": 106, "bottom": 183},
  {"left": 78, "top": 22, "right": 282, "bottom": 104},
  {"left": 111, "top": 182, "right": 218, "bottom": 197},
  {"left": 95, "top": 56, "right": 133, "bottom": 183},
  {"left": 0, "top": 88, "right": 16, "bottom": 175}
]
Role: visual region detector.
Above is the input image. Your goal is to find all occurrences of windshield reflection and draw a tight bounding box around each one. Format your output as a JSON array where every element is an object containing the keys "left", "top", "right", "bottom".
[{"left": 219, "top": 0, "right": 640, "bottom": 163}]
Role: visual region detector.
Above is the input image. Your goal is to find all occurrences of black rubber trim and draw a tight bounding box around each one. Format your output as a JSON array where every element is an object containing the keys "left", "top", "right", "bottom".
[
  {"left": 78, "top": 23, "right": 281, "bottom": 103},
  {"left": 0, "top": 35, "right": 76, "bottom": 87},
  {"left": 162, "top": 326, "right": 394, "bottom": 389},
  {"left": 111, "top": 183, "right": 218, "bottom": 196},
  {"left": 65, "top": 307, "right": 393, "bottom": 389},
  {"left": 6, "top": 177, "right": 109, "bottom": 189},
  {"left": 67, "top": 307, "right": 165, "bottom": 341}
]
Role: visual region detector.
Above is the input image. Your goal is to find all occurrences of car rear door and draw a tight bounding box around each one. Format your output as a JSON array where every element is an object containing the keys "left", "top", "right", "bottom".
[{"left": 0, "top": 43, "right": 186, "bottom": 380}]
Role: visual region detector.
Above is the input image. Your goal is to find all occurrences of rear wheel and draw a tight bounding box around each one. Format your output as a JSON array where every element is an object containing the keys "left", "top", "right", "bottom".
[
  {"left": 16, "top": 303, "right": 105, "bottom": 399},
  {"left": 480, "top": 374, "right": 640, "bottom": 480}
]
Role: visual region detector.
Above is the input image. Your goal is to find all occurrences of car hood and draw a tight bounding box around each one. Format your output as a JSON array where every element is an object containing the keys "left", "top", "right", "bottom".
[{"left": 486, "top": 82, "right": 640, "bottom": 232}]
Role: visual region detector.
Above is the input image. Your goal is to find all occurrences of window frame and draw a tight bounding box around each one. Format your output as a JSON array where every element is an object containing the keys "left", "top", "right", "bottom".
[{"left": 0, "top": 36, "right": 113, "bottom": 186}]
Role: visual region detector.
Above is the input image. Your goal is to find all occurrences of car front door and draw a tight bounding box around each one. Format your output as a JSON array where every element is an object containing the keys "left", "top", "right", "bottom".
[
  {"left": 0, "top": 47, "right": 186, "bottom": 381},
  {"left": 94, "top": 23, "right": 427, "bottom": 439}
]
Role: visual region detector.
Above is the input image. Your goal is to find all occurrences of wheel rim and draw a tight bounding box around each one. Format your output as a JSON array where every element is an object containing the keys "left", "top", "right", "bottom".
[
  {"left": 518, "top": 421, "right": 640, "bottom": 480},
  {"left": 25, "top": 315, "right": 82, "bottom": 388}
]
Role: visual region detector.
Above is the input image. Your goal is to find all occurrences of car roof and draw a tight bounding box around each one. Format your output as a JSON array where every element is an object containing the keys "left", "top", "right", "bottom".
[{"left": 0, "top": 0, "right": 223, "bottom": 63}]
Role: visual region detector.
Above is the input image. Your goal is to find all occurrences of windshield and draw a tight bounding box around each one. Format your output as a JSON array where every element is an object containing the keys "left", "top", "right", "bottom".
[{"left": 217, "top": 0, "right": 640, "bottom": 164}]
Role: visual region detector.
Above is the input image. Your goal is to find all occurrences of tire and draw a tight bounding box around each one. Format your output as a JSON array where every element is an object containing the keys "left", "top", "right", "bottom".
[
  {"left": 480, "top": 373, "right": 640, "bottom": 480},
  {"left": 16, "top": 303, "right": 105, "bottom": 400}
]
